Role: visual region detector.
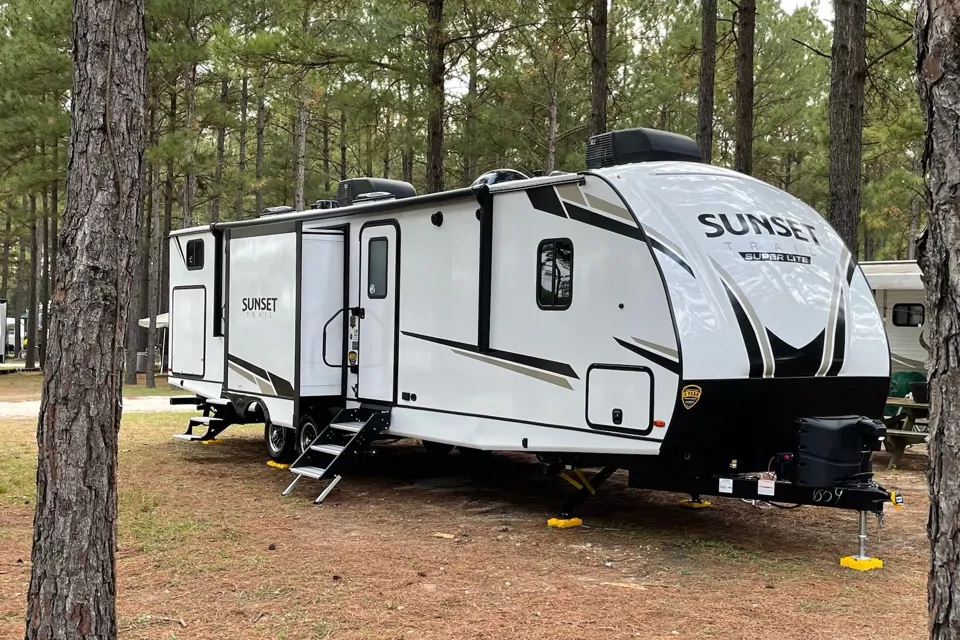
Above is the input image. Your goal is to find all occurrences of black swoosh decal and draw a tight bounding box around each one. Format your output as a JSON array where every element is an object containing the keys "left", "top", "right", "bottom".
[
  {"left": 228, "top": 354, "right": 295, "bottom": 398},
  {"left": 564, "top": 202, "right": 647, "bottom": 241},
  {"left": 614, "top": 337, "right": 681, "bottom": 374},
  {"left": 526, "top": 186, "right": 567, "bottom": 218},
  {"left": 826, "top": 296, "right": 846, "bottom": 376},
  {"left": 721, "top": 281, "right": 765, "bottom": 378},
  {"left": 845, "top": 257, "right": 856, "bottom": 285},
  {"left": 649, "top": 236, "right": 695, "bottom": 279},
  {"left": 767, "top": 328, "right": 825, "bottom": 378},
  {"left": 402, "top": 331, "right": 579, "bottom": 379}
]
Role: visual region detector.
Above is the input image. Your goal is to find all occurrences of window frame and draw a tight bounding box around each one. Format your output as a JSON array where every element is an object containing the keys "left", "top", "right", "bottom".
[
  {"left": 891, "top": 302, "right": 924, "bottom": 327},
  {"left": 367, "top": 236, "right": 389, "bottom": 300},
  {"left": 185, "top": 239, "right": 204, "bottom": 271},
  {"left": 536, "top": 238, "right": 573, "bottom": 311}
]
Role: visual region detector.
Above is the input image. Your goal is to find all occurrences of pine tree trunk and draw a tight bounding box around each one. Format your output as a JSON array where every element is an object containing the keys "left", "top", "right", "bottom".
[
  {"left": 461, "top": 45, "right": 479, "bottom": 185},
  {"left": 339, "top": 110, "right": 348, "bottom": 181},
  {"left": 15, "top": 241, "right": 24, "bottom": 356},
  {"left": 182, "top": 62, "right": 197, "bottom": 228},
  {"left": 51, "top": 138, "right": 59, "bottom": 283},
  {"left": 294, "top": 87, "right": 308, "bottom": 210},
  {"left": 402, "top": 83, "right": 414, "bottom": 185},
  {"left": 828, "top": 0, "right": 867, "bottom": 253},
  {"left": 255, "top": 77, "right": 266, "bottom": 214},
  {"left": 210, "top": 76, "right": 228, "bottom": 223},
  {"left": 123, "top": 159, "right": 146, "bottom": 385},
  {"left": 322, "top": 107, "right": 331, "bottom": 194},
  {"left": 589, "top": 0, "right": 608, "bottom": 137},
  {"left": 161, "top": 90, "right": 176, "bottom": 315},
  {"left": 425, "top": 0, "right": 445, "bottom": 193},
  {"left": 40, "top": 175, "right": 50, "bottom": 368},
  {"left": 734, "top": 0, "right": 756, "bottom": 175},
  {"left": 235, "top": 75, "right": 248, "bottom": 221},
  {"left": 26, "top": 194, "right": 37, "bottom": 369},
  {"left": 25, "top": 0, "right": 145, "bottom": 633},
  {"left": 146, "top": 156, "right": 160, "bottom": 388},
  {"left": 697, "top": 0, "right": 717, "bottom": 164},
  {"left": 546, "top": 86, "right": 558, "bottom": 174},
  {"left": 916, "top": 2, "right": 960, "bottom": 637},
  {"left": 1, "top": 208, "right": 10, "bottom": 298}
]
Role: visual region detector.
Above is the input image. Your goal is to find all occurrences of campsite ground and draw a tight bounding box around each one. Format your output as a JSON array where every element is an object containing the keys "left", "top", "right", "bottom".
[
  {"left": 0, "top": 371, "right": 189, "bottom": 402},
  {"left": 0, "top": 413, "right": 928, "bottom": 640}
]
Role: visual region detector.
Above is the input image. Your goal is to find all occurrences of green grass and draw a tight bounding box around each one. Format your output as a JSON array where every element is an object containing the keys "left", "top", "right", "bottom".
[{"left": 0, "top": 371, "right": 189, "bottom": 402}]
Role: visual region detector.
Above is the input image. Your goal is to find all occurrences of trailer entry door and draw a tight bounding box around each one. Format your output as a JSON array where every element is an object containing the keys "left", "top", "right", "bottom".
[{"left": 357, "top": 222, "right": 398, "bottom": 402}]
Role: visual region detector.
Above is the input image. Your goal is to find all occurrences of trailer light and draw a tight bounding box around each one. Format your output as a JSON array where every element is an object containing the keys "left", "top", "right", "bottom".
[
  {"left": 730, "top": 459, "right": 738, "bottom": 469},
  {"left": 653, "top": 419, "right": 665, "bottom": 428}
]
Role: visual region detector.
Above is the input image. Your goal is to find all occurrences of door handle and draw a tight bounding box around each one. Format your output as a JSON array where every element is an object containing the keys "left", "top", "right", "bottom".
[{"left": 321, "top": 308, "right": 346, "bottom": 368}]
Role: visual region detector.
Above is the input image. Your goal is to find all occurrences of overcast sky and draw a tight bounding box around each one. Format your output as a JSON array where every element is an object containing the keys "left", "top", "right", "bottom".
[{"left": 780, "top": 0, "right": 833, "bottom": 22}]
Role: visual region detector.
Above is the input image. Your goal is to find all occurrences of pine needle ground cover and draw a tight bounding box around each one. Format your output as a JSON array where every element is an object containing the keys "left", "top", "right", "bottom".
[{"left": 0, "top": 413, "right": 928, "bottom": 639}]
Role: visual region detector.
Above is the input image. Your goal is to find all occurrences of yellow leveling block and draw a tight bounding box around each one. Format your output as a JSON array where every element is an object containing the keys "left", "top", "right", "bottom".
[
  {"left": 267, "top": 460, "right": 290, "bottom": 469},
  {"left": 679, "top": 499, "right": 712, "bottom": 509},
  {"left": 547, "top": 517, "right": 583, "bottom": 529},
  {"left": 199, "top": 439, "right": 221, "bottom": 445},
  {"left": 840, "top": 556, "right": 883, "bottom": 571}
]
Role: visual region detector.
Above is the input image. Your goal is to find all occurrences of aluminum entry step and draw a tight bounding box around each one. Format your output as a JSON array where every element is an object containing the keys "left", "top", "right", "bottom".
[
  {"left": 189, "top": 416, "right": 224, "bottom": 425},
  {"left": 291, "top": 465, "right": 327, "bottom": 479},
  {"left": 330, "top": 421, "right": 364, "bottom": 433},
  {"left": 310, "top": 443, "right": 345, "bottom": 456},
  {"left": 204, "top": 397, "right": 231, "bottom": 406},
  {"left": 172, "top": 434, "right": 205, "bottom": 441}
]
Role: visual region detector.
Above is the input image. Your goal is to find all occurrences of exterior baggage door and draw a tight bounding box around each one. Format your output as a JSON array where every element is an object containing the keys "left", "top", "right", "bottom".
[{"left": 357, "top": 222, "right": 398, "bottom": 403}]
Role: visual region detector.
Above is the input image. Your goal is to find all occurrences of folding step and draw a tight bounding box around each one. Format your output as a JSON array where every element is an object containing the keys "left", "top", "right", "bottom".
[
  {"left": 330, "top": 421, "right": 364, "bottom": 433},
  {"left": 310, "top": 443, "right": 345, "bottom": 456},
  {"left": 291, "top": 465, "right": 327, "bottom": 479},
  {"left": 172, "top": 415, "right": 231, "bottom": 442},
  {"left": 204, "top": 397, "right": 231, "bottom": 406},
  {"left": 283, "top": 408, "right": 391, "bottom": 503}
]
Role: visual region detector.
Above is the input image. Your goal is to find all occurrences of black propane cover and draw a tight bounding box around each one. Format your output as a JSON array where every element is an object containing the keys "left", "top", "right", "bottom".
[{"left": 794, "top": 416, "right": 886, "bottom": 488}]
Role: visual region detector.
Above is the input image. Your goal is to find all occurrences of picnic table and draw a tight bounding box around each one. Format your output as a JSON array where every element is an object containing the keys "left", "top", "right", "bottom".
[{"left": 881, "top": 396, "right": 929, "bottom": 468}]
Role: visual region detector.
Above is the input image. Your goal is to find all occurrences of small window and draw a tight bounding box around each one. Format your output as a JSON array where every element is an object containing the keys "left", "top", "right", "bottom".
[
  {"left": 367, "top": 237, "right": 388, "bottom": 299},
  {"left": 186, "top": 239, "right": 204, "bottom": 270},
  {"left": 892, "top": 303, "right": 924, "bottom": 327},
  {"left": 537, "top": 239, "right": 573, "bottom": 310}
]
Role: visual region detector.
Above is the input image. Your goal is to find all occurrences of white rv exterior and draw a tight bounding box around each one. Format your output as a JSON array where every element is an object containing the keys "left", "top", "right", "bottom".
[
  {"left": 860, "top": 260, "right": 926, "bottom": 375},
  {"left": 0, "top": 298, "right": 6, "bottom": 363},
  {"left": 168, "top": 163, "right": 889, "bottom": 470}
]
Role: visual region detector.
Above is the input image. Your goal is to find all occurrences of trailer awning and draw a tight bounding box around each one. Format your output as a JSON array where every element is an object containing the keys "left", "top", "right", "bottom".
[
  {"left": 860, "top": 260, "right": 922, "bottom": 291},
  {"left": 138, "top": 313, "right": 168, "bottom": 329}
]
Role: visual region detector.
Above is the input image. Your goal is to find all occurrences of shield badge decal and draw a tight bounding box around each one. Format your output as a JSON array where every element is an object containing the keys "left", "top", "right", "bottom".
[{"left": 681, "top": 385, "right": 702, "bottom": 410}]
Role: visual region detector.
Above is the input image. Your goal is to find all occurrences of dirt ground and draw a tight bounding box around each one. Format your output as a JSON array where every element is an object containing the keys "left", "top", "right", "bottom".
[
  {"left": 0, "top": 372, "right": 188, "bottom": 402},
  {"left": 0, "top": 413, "right": 929, "bottom": 640}
]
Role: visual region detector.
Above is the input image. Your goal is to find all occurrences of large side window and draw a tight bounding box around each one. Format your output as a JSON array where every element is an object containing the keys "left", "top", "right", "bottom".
[
  {"left": 186, "top": 239, "right": 204, "bottom": 270},
  {"left": 367, "top": 237, "right": 388, "bottom": 299},
  {"left": 892, "top": 303, "right": 924, "bottom": 327},
  {"left": 537, "top": 239, "right": 573, "bottom": 310}
]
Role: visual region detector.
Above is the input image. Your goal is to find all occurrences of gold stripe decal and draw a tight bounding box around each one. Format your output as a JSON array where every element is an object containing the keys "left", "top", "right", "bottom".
[{"left": 451, "top": 349, "right": 574, "bottom": 390}]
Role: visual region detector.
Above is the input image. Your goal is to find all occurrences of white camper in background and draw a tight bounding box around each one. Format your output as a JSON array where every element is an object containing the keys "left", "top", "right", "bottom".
[
  {"left": 165, "top": 128, "right": 900, "bottom": 554},
  {"left": 0, "top": 298, "right": 6, "bottom": 364},
  {"left": 860, "top": 260, "right": 926, "bottom": 375}
]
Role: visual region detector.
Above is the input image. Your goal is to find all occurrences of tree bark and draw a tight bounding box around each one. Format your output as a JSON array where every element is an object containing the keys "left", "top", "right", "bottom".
[
  {"left": 322, "top": 106, "right": 331, "bottom": 194},
  {"left": 235, "top": 75, "right": 248, "bottom": 221},
  {"left": 461, "top": 44, "right": 479, "bottom": 185},
  {"left": 1, "top": 208, "right": 10, "bottom": 298},
  {"left": 146, "top": 155, "right": 160, "bottom": 388},
  {"left": 294, "top": 85, "right": 308, "bottom": 210},
  {"left": 26, "top": 194, "right": 37, "bottom": 368},
  {"left": 25, "top": 0, "right": 146, "bottom": 635},
  {"left": 181, "top": 62, "right": 197, "bottom": 228},
  {"left": 546, "top": 86, "right": 558, "bottom": 174},
  {"left": 425, "top": 0, "right": 445, "bottom": 193},
  {"left": 15, "top": 241, "right": 24, "bottom": 355},
  {"left": 589, "top": 0, "right": 608, "bottom": 137},
  {"left": 161, "top": 90, "right": 176, "bottom": 315},
  {"left": 210, "top": 76, "right": 228, "bottom": 223},
  {"left": 828, "top": 0, "right": 867, "bottom": 253},
  {"left": 916, "top": 2, "right": 960, "bottom": 637},
  {"left": 255, "top": 76, "right": 266, "bottom": 215},
  {"left": 339, "top": 110, "right": 348, "bottom": 181},
  {"left": 697, "top": 0, "right": 717, "bottom": 163},
  {"left": 51, "top": 137, "right": 59, "bottom": 304},
  {"left": 734, "top": 0, "right": 756, "bottom": 175},
  {"left": 40, "top": 170, "right": 50, "bottom": 368}
]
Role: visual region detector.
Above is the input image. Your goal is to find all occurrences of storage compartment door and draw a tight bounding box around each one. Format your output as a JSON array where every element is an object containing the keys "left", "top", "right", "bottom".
[
  {"left": 171, "top": 286, "right": 206, "bottom": 377},
  {"left": 586, "top": 365, "right": 653, "bottom": 434}
]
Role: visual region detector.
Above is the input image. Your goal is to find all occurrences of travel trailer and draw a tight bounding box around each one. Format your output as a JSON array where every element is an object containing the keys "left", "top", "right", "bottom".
[
  {"left": 860, "top": 260, "right": 926, "bottom": 375},
  {"left": 166, "top": 128, "right": 900, "bottom": 564}
]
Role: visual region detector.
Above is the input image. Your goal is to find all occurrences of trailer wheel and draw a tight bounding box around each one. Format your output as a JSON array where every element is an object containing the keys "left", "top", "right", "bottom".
[
  {"left": 421, "top": 440, "right": 454, "bottom": 456},
  {"left": 297, "top": 415, "right": 322, "bottom": 455},
  {"left": 264, "top": 422, "right": 295, "bottom": 462}
]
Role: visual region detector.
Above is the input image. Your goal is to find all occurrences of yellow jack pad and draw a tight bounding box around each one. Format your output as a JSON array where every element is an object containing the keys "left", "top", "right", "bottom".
[
  {"left": 267, "top": 460, "right": 290, "bottom": 469},
  {"left": 840, "top": 556, "right": 883, "bottom": 571},
  {"left": 679, "top": 499, "right": 712, "bottom": 509},
  {"left": 200, "top": 439, "right": 221, "bottom": 445},
  {"left": 547, "top": 517, "right": 583, "bottom": 529}
]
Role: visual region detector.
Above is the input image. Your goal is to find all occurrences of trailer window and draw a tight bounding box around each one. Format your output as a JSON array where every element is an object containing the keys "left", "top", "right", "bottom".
[
  {"left": 367, "top": 237, "right": 388, "bottom": 299},
  {"left": 537, "top": 239, "right": 573, "bottom": 310},
  {"left": 185, "top": 239, "right": 204, "bottom": 270},
  {"left": 892, "top": 303, "right": 924, "bottom": 327}
]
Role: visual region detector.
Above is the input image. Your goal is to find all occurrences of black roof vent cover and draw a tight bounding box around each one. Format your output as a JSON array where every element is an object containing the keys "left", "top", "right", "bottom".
[
  {"left": 586, "top": 128, "right": 701, "bottom": 169},
  {"left": 337, "top": 178, "right": 416, "bottom": 207}
]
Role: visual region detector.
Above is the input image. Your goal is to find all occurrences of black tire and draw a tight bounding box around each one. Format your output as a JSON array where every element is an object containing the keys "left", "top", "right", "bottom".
[
  {"left": 264, "top": 422, "right": 296, "bottom": 462},
  {"left": 297, "top": 414, "right": 323, "bottom": 455},
  {"left": 422, "top": 440, "right": 454, "bottom": 456}
]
